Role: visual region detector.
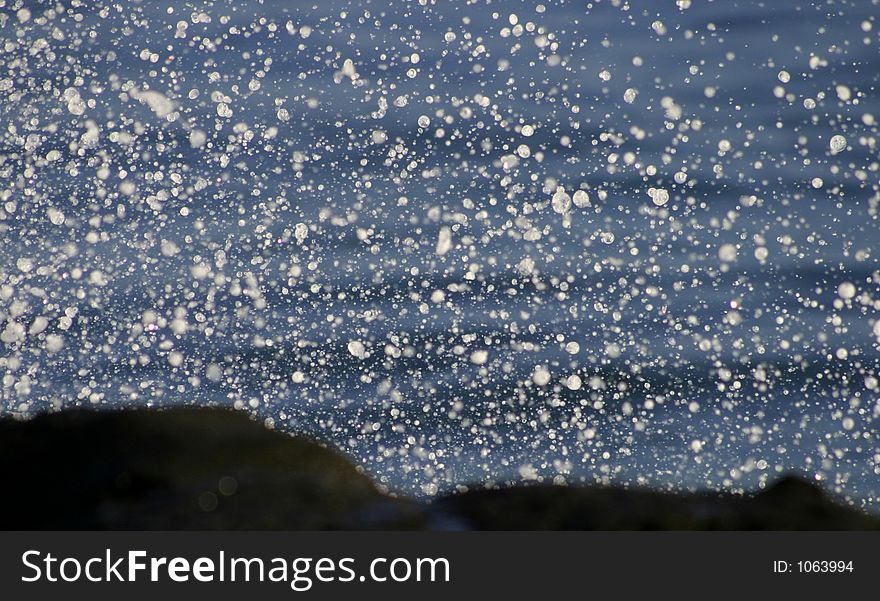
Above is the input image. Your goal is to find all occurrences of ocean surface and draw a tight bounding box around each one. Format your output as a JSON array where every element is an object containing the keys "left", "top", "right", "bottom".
[{"left": 1, "top": 0, "right": 879, "bottom": 506}]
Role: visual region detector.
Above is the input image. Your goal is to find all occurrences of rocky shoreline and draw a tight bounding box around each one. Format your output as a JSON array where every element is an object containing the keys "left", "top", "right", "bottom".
[{"left": 1, "top": 407, "right": 876, "bottom": 530}]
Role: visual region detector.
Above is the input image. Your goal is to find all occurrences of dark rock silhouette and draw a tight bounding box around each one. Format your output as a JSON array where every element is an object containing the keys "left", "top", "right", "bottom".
[
  {"left": 435, "top": 476, "right": 877, "bottom": 530},
  {"left": 0, "top": 408, "right": 876, "bottom": 530},
  {"left": 0, "top": 408, "right": 420, "bottom": 529}
]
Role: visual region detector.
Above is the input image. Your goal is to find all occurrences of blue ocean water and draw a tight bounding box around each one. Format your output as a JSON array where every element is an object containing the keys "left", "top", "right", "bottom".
[{"left": 1, "top": 0, "right": 878, "bottom": 506}]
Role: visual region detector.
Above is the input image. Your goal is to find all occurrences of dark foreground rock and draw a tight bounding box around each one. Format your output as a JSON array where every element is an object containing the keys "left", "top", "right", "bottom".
[
  {"left": 436, "top": 477, "right": 877, "bottom": 530},
  {"left": 0, "top": 408, "right": 876, "bottom": 530},
  {"left": 0, "top": 408, "right": 421, "bottom": 529}
]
